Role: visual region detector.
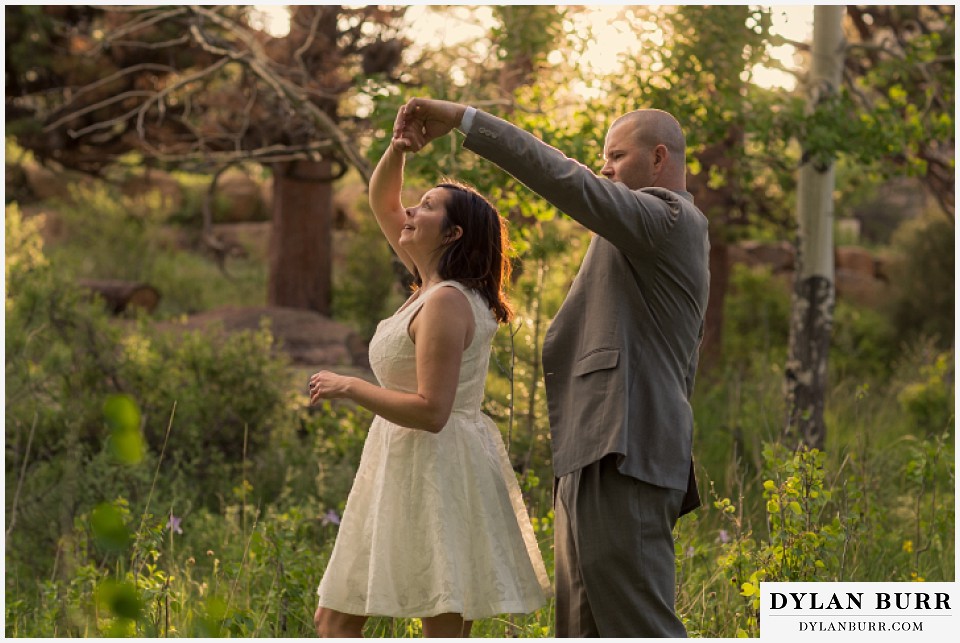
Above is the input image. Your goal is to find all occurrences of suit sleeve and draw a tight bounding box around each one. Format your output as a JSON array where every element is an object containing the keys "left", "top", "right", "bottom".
[
  {"left": 684, "top": 321, "right": 705, "bottom": 399},
  {"left": 463, "top": 110, "right": 678, "bottom": 257}
]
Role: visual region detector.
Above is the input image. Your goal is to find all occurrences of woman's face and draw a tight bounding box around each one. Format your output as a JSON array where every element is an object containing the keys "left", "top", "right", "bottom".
[{"left": 398, "top": 187, "right": 459, "bottom": 254}]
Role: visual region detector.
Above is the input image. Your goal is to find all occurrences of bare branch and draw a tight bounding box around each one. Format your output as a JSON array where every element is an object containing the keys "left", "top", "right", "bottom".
[
  {"left": 201, "top": 163, "right": 234, "bottom": 274},
  {"left": 294, "top": 8, "right": 324, "bottom": 74},
  {"left": 61, "top": 63, "right": 175, "bottom": 109},
  {"left": 135, "top": 57, "right": 231, "bottom": 142},
  {"left": 768, "top": 34, "right": 810, "bottom": 52},
  {"left": 109, "top": 36, "right": 191, "bottom": 50},
  {"left": 844, "top": 41, "right": 908, "bottom": 61},
  {"left": 44, "top": 90, "right": 156, "bottom": 132},
  {"left": 94, "top": 6, "right": 189, "bottom": 54},
  {"left": 190, "top": 5, "right": 270, "bottom": 63},
  {"left": 144, "top": 142, "right": 339, "bottom": 166},
  {"left": 185, "top": 7, "right": 371, "bottom": 182}
]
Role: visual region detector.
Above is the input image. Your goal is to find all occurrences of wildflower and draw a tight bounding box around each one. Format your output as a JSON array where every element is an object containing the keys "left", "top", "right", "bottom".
[
  {"left": 685, "top": 546, "right": 695, "bottom": 558},
  {"left": 166, "top": 514, "right": 183, "bottom": 535},
  {"left": 718, "top": 529, "right": 731, "bottom": 544},
  {"left": 902, "top": 540, "right": 914, "bottom": 553},
  {"left": 321, "top": 509, "right": 341, "bottom": 526}
]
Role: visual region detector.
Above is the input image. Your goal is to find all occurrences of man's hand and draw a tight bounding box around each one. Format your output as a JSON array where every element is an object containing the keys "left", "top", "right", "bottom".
[{"left": 393, "top": 98, "right": 467, "bottom": 153}]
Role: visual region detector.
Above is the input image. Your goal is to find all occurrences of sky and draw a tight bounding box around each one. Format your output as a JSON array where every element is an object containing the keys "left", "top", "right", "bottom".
[{"left": 248, "top": 4, "right": 815, "bottom": 91}]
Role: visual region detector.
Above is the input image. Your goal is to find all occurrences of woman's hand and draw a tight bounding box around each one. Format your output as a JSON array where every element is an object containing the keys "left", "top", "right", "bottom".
[
  {"left": 309, "top": 371, "right": 353, "bottom": 405},
  {"left": 393, "top": 98, "right": 466, "bottom": 153}
]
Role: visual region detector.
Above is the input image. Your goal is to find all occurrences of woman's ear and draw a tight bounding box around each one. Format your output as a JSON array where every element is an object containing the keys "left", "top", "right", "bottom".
[{"left": 444, "top": 225, "right": 463, "bottom": 244}]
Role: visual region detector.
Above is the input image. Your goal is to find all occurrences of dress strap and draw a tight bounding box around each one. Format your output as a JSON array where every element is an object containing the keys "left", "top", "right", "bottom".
[{"left": 402, "top": 280, "right": 478, "bottom": 323}]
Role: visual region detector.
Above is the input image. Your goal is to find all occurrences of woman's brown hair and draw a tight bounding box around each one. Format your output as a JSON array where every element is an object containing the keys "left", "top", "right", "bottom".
[{"left": 424, "top": 180, "right": 513, "bottom": 323}]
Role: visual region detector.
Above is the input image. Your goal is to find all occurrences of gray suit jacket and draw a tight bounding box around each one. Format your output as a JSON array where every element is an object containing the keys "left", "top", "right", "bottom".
[{"left": 465, "top": 111, "right": 709, "bottom": 500}]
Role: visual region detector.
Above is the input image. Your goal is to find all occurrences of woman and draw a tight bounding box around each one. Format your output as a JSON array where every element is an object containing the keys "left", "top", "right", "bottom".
[{"left": 310, "top": 119, "right": 551, "bottom": 637}]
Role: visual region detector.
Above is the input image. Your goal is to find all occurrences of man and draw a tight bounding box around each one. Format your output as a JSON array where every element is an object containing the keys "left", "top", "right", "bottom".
[{"left": 395, "top": 98, "right": 709, "bottom": 637}]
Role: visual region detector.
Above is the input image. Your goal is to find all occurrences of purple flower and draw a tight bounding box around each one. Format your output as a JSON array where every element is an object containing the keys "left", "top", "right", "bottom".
[
  {"left": 685, "top": 546, "right": 695, "bottom": 558},
  {"left": 718, "top": 529, "right": 730, "bottom": 544},
  {"left": 321, "top": 509, "right": 341, "bottom": 526},
  {"left": 166, "top": 514, "right": 183, "bottom": 535}
]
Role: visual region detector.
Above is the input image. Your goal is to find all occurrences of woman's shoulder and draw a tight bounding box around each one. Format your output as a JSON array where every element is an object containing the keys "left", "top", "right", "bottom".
[
  {"left": 424, "top": 281, "right": 473, "bottom": 309},
  {"left": 427, "top": 281, "right": 494, "bottom": 319}
]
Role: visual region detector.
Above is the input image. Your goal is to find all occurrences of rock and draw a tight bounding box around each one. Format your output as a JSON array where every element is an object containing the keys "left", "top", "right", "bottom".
[
  {"left": 727, "top": 241, "right": 890, "bottom": 309},
  {"left": 22, "top": 162, "right": 93, "bottom": 201},
  {"left": 216, "top": 171, "right": 267, "bottom": 222},
  {"left": 120, "top": 169, "right": 184, "bottom": 213},
  {"left": 835, "top": 269, "right": 887, "bottom": 308},
  {"left": 157, "top": 306, "right": 368, "bottom": 369},
  {"left": 211, "top": 222, "right": 271, "bottom": 261},
  {"left": 835, "top": 246, "right": 875, "bottom": 278},
  {"left": 738, "top": 240, "right": 796, "bottom": 273}
]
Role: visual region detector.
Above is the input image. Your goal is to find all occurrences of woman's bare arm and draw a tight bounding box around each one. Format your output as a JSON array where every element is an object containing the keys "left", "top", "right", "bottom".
[
  {"left": 309, "top": 287, "right": 474, "bottom": 432},
  {"left": 369, "top": 136, "right": 416, "bottom": 275}
]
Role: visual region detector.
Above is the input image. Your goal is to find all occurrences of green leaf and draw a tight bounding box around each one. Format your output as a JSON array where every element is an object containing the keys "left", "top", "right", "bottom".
[
  {"left": 96, "top": 579, "right": 143, "bottom": 620},
  {"left": 91, "top": 503, "right": 131, "bottom": 552},
  {"left": 103, "top": 394, "right": 144, "bottom": 464}
]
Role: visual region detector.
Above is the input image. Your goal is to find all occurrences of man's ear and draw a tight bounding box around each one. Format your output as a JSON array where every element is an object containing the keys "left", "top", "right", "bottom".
[{"left": 653, "top": 144, "right": 669, "bottom": 170}]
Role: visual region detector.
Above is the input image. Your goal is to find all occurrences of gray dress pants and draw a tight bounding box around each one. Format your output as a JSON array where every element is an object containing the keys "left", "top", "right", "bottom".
[{"left": 554, "top": 454, "right": 687, "bottom": 637}]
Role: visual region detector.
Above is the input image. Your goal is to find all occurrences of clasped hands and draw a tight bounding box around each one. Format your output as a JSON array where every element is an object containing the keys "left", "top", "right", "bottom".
[{"left": 391, "top": 98, "right": 467, "bottom": 154}]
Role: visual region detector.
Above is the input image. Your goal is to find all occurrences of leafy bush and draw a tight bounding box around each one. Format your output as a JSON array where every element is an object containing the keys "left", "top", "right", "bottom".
[
  {"left": 830, "top": 300, "right": 898, "bottom": 380},
  {"left": 331, "top": 207, "right": 404, "bottom": 341},
  {"left": 722, "top": 264, "right": 791, "bottom": 368},
  {"left": 6, "top": 203, "right": 303, "bottom": 577},
  {"left": 885, "top": 210, "right": 954, "bottom": 347},
  {"left": 896, "top": 348, "right": 954, "bottom": 436}
]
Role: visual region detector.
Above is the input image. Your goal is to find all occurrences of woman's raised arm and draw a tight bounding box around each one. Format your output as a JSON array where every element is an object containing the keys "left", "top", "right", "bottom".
[{"left": 369, "top": 137, "right": 415, "bottom": 275}]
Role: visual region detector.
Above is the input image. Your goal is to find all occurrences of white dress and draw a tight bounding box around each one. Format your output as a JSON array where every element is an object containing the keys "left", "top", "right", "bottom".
[{"left": 316, "top": 280, "right": 551, "bottom": 620}]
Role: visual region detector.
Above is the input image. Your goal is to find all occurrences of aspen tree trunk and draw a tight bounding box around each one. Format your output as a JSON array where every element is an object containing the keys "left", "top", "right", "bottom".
[{"left": 784, "top": 6, "right": 845, "bottom": 450}]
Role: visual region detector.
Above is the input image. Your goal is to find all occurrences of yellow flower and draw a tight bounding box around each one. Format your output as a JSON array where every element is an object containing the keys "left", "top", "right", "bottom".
[{"left": 902, "top": 540, "right": 914, "bottom": 553}]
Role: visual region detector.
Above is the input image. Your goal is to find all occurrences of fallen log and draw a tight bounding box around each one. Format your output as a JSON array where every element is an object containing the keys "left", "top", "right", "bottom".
[{"left": 78, "top": 279, "right": 161, "bottom": 315}]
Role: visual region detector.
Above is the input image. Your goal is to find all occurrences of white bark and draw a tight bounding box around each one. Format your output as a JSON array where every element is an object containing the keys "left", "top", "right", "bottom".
[
  {"left": 784, "top": 5, "right": 846, "bottom": 450},
  {"left": 797, "top": 5, "right": 845, "bottom": 280}
]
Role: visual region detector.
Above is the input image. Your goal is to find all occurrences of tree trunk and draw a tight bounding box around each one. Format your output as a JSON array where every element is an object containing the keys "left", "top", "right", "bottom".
[
  {"left": 687, "top": 129, "right": 743, "bottom": 371},
  {"left": 784, "top": 6, "right": 846, "bottom": 450},
  {"left": 267, "top": 160, "right": 335, "bottom": 315},
  {"left": 701, "top": 240, "right": 728, "bottom": 367}
]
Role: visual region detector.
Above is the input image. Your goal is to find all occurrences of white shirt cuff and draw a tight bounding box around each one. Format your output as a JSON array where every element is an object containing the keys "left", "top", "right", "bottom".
[{"left": 459, "top": 107, "right": 477, "bottom": 134}]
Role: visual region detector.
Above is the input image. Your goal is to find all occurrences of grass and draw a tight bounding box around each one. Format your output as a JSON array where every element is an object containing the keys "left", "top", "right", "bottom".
[{"left": 4, "top": 174, "right": 953, "bottom": 638}]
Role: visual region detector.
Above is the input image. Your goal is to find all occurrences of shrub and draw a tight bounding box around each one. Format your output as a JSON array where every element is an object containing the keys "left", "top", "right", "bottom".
[
  {"left": 896, "top": 348, "right": 954, "bottom": 436},
  {"left": 6, "top": 203, "right": 302, "bottom": 578},
  {"left": 722, "top": 264, "right": 791, "bottom": 368},
  {"left": 331, "top": 206, "right": 404, "bottom": 341},
  {"left": 830, "top": 300, "right": 898, "bottom": 380},
  {"left": 885, "top": 210, "right": 954, "bottom": 347}
]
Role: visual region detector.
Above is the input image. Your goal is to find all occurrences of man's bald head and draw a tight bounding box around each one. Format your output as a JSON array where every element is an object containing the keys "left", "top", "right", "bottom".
[
  {"left": 612, "top": 110, "right": 686, "bottom": 165},
  {"left": 601, "top": 109, "right": 687, "bottom": 191}
]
